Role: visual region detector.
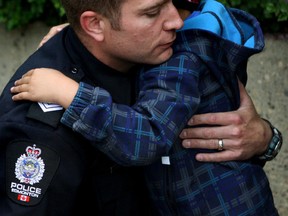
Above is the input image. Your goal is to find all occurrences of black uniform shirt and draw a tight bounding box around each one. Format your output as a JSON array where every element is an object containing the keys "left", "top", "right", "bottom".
[{"left": 0, "top": 27, "right": 152, "bottom": 216}]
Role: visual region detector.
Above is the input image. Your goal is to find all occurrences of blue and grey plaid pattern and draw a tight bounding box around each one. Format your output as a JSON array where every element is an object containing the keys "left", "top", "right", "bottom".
[
  {"left": 62, "top": 53, "right": 199, "bottom": 165},
  {"left": 146, "top": 149, "right": 278, "bottom": 215}
]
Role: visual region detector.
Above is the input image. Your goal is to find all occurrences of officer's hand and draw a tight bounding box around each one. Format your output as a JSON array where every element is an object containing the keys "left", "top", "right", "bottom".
[{"left": 179, "top": 81, "right": 272, "bottom": 162}]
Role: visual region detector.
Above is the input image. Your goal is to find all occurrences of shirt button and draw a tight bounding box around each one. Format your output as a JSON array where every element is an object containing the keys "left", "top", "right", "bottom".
[{"left": 71, "top": 67, "right": 78, "bottom": 74}]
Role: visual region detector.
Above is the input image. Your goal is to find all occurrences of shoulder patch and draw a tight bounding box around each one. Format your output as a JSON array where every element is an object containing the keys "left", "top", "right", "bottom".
[
  {"left": 6, "top": 140, "right": 60, "bottom": 206},
  {"left": 26, "top": 103, "right": 64, "bottom": 128}
]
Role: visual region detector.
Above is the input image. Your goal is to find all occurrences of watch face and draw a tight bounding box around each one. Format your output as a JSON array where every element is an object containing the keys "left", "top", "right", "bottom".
[
  {"left": 273, "top": 136, "right": 282, "bottom": 156},
  {"left": 271, "top": 128, "right": 283, "bottom": 158}
]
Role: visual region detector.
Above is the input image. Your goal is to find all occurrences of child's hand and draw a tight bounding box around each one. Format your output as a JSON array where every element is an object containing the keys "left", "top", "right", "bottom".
[
  {"left": 38, "top": 23, "right": 69, "bottom": 49},
  {"left": 11, "top": 68, "right": 78, "bottom": 108}
]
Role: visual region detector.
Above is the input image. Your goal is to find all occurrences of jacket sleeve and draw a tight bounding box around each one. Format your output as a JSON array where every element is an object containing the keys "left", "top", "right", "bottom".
[{"left": 61, "top": 53, "right": 203, "bottom": 166}]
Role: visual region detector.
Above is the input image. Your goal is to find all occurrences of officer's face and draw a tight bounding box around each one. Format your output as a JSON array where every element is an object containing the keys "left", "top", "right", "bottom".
[{"left": 101, "top": 0, "right": 183, "bottom": 71}]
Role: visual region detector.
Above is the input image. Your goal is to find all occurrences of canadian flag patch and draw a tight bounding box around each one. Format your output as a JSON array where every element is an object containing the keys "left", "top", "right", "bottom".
[{"left": 18, "top": 194, "right": 30, "bottom": 203}]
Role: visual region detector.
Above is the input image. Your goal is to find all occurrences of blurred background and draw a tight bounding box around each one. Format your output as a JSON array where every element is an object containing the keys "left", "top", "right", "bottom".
[{"left": 0, "top": 0, "right": 287, "bottom": 215}]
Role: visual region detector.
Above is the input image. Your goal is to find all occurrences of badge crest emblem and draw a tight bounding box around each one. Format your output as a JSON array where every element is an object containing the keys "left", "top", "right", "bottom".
[{"left": 15, "top": 144, "right": 45, "bottom": 185}]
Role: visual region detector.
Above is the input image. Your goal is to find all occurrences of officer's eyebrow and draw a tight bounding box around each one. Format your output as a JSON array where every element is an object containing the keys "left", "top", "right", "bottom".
[{"left": 137, "top": 0, "right": 169, "bottom": 14}]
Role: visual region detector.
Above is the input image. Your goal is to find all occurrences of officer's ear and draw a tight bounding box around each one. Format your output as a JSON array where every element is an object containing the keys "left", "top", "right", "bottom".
[{"left": 80, "top": 11, "right": 106, "bottom": 41}]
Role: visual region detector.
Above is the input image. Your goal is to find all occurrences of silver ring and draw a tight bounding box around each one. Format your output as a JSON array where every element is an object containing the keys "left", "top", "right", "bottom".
[{"left": 218, "top": 139, "right": 224, "bottom": 151}]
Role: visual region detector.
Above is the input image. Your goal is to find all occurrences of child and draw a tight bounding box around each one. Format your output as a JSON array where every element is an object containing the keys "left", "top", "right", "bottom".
[{"left": 11, "top": 0, "right": 278, "bottom": 215}]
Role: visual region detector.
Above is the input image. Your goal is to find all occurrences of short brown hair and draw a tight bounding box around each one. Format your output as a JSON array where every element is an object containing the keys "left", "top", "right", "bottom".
[{"left": 61, "top": 0, "right": 125, "bottom": 31}]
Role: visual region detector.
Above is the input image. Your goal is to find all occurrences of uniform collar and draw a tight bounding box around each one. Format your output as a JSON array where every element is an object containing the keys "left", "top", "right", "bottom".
[{"left": 64, "top": 27, "right": 138, "bottom": 105}]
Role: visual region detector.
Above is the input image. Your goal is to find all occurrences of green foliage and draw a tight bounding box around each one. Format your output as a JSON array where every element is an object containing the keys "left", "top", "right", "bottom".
[
  {"left": 0, "top": 0, "right": 287, "bottom": 32},
  {"left": 0, "top": 0, "right": 66, "bottom": 30},
  {"left": 219, "top": 0, "right": 288, "bottom": 32}
]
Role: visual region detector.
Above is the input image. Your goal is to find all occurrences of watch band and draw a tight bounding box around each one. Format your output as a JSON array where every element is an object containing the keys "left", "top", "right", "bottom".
[{"left": 258, "top": 119, "right": 283, "bottom": 161}]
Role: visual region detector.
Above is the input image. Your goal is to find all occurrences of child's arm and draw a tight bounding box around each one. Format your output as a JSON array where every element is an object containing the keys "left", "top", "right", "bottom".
[
  {"left": 10, "top": 56, "right": 198, "bottom": 166},
  {"left": 11, "top": 68, "right": 79, "bottom": 109}
]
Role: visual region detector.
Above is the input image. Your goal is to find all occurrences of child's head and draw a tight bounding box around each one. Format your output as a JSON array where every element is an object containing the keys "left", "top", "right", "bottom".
[{"left": 173, "top": 0, "right": 200, "bottom": 12}]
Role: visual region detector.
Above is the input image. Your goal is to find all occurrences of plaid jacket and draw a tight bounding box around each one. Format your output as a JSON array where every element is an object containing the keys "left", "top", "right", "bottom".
[{"left": 61, "top": 0, "right": 278, "bottom": 215}]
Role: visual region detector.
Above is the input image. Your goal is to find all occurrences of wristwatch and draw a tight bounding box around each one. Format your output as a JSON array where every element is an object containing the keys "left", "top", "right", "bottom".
[{"left": 258, "top": 119, "right": 283, "bottom": 161}]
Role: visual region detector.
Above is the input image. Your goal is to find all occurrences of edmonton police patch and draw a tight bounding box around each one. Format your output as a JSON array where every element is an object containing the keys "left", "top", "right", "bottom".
[{"left": 6, "top": 140, "right": 60, "bottom": 206}]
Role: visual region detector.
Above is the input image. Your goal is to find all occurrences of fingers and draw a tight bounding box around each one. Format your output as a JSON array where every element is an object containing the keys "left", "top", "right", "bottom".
[
  {"left": 12, "top": 91, "right": 30, "bottom": 101},
  {"left": 195, "top": 150, "right": 243, "bottom": 162},
  {"left": 10, "top": 74, "right": 33, "bottom": 101},
  {"left": 11, "top": 80, "right": 32, "bottom": 101},
  {"left": 238, "top": 80, "right": 254, "bottom": 108},
  {"left": 182, "top": 137, "right": 248, "bottom": 162},
  {"left": 182, "top": 138, "right": 219, "bottom": 150},
  {"left": 181, "top": 137, "right": 246, "bottom": 162},
  {"left": 13, "top": 75, "right": 31, "bottom": 87},
  {"left": 11, "top": 69, "right": 35, "bottom": 89},
  {"left": 187, "top": 112, "right": 242, "bottom": 127},
  {"left": 38, "top": 23, "right": 69, "bottom": 49},
  {"left": 11, "top": 82, "right": 31, "bottom": 100},
  {"left": 182, "top": 137, "right": 238, "bottom": 152},
  {"left": 180, "top": 125, "right": 241, "bottom": 140},
  {"left": 21, "top": 70, "right": 34, "bottom": 78},
  {"left": 11, "top": 84, "right": 26, "bottom": 94}
]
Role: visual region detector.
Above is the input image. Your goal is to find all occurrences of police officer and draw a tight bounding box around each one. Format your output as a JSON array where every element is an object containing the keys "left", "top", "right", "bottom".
[
  {"left": 0, "top": 25, "right": 154, "bottom": 216},
  {"left": 0, "top": 0, "right": 182, "bottom": 214}
]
